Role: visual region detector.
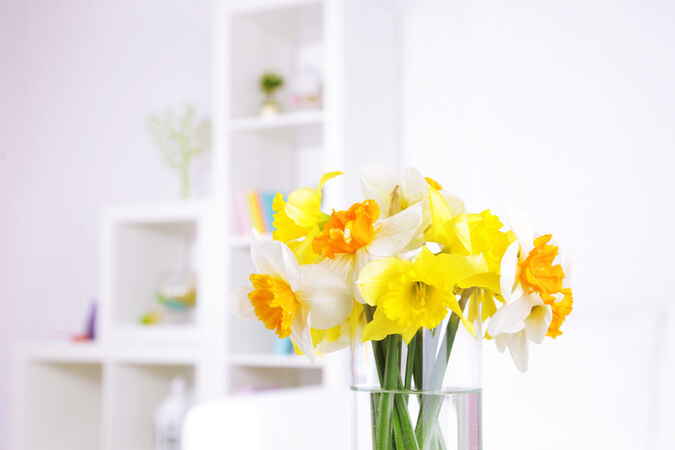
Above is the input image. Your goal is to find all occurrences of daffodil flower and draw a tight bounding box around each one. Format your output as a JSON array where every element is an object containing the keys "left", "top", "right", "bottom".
[
  {"left": 357, "top": 246, "right": 492, "bottom": 343},
  {"left": 232, "top": 239, "right": 353, "bottom": 360},
  {"left": 311, "top": 301, "right": 366, "bottom": 354},
  {"left": 487, "top": 211, "right": 573, "bottom": 372},
  {"left": 426, "top": 184, "right": 515, "bottom": 325},
  {"left": 361, "top": 166, "right": 465, "bottom": 251},
  {"left": 312, "top": 199, "right": 423, "bottom": 303},
  {"left": 271, "top": 171, "right": 342, "bottom": 263}
]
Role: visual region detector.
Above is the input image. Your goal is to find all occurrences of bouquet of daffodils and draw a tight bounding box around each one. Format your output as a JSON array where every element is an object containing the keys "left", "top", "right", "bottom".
[{"left": 233, "top": 167, "right": 573, "bottom": 449}]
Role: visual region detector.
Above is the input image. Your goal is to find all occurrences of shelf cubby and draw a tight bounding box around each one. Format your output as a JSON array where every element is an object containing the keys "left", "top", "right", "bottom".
[
  {"left": 100, "top": 202, "right": 207, "bottom": 343},
  {"left": 107, "top": 363, "right": 195, "bottom": 450},
  {"left": 229, "top": 1, "right": 323, "bottom": 119},
  {"left": 12, "top": 361, "right": 103, "bottom": 450}
]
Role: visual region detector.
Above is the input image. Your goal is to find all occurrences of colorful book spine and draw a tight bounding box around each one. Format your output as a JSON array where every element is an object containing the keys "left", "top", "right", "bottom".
[
  {"left": 246, "top": 190, "right": 267, "bottom": 233},
  {"left": 260, "top": 191, "right": 277, "bottom": 232}
]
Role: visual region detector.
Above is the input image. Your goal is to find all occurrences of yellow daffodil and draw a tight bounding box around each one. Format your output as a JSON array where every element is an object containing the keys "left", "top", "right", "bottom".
[
  {"left": 357, "top": 246, "right": 492, "bottom": 343},
  {"left": 232, "top": 239, "right": 353, "bottom": 360},
  {"left": 425, "top": 183, "right": 515, "bottom": 325},
  {"left": 487, "top": 210, "right": 573, "bottom": 372},
  {"left": 313, "top": 199, "right": 423, "bottom": 303},
  {"left": 272, "top": 171, "right": 342, "bottom": 262}
]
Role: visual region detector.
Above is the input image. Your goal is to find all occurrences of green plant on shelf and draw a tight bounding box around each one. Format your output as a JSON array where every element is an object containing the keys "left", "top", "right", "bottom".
[
  {"left": 147, "top": 104, "right": 211, "bottom": 198},
  {"left": 259, "top": 71, "right": 284, "bottom": 116}
]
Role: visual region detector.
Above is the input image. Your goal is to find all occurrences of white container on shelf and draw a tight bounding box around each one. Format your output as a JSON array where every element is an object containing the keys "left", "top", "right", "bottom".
[{"left": 154, "top": 378, "right": 192, "bottom": 450}]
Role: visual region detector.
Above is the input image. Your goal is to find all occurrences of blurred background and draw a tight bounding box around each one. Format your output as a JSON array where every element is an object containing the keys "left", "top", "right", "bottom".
[{"left": 1, "top": 0, "right": 674, "bottom": 449}]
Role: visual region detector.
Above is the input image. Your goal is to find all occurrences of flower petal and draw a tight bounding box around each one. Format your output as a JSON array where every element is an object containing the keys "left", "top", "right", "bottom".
[
  {"left": 499, "top": 241, "right": 520, "bottom": 302},
  {"left": 524, "top": 304, "right": 552, "bottom": 344},
  {"left": 431, "top": 253, "right": 489, "bottom": 286},
  {"left": 367, "top": 204, "right": 423, "bottom": 256},
  {"left": 356, "top": 257, "right": 406, "bottom": 306},
  {"left": 495, "top": 332, "right": 512, "bottom": 352},
  {"left": 488, "top": 296, "right": 533, "bottom": 336},
  {"left": 231, "top": 286, "right": 255, "bottom": 320},
  {"left": 459, "top": 272, "right": 501, "bottom": 293},
  {"left": 351, "top": 249, "right": 373, "bottom": 303},
  {"left": 318, "top": 171, "right": 343, "bottom": 191},
  {"left": 251, "top": 240, "right": 302, "bottom": 291},
  {"left": 296, "top": 264, "right": 353, "bottom": 330},
  {"left": 401, "top": 167, "right": 427, "bottom": 205},
  {"left": 291, "top": 309, "right": 316, "bottom": 362},
  {"left": 321, "top": 253, "right": 352, "bottom": 281},
  {"left": 442, "top": 191, "right": 466, "bottom": 216},
  {"left": 360, "top": 165, "right": 398, "bottom": 216},
  {"left": 508, "top": 329, "right": 530, "bottom": 372},
  {"left": 362, "top": 308, "right": 403, "bottom": 342},
  {"left": 284, "top": 187, "right": 326, "bottom": 228}
]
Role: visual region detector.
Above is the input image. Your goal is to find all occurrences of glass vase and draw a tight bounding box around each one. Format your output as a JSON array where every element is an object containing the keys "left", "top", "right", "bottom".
[{"left": 351, "top": 306, "right": 482, "bottom": 450}]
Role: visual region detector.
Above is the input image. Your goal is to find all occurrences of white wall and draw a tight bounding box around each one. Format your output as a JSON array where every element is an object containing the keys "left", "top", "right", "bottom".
[
  {"left": 0, "top": 0, "right": 211, "bottom": 447},
  {"left": 403, "top": 0, "right": 675, "bottom": 448}
]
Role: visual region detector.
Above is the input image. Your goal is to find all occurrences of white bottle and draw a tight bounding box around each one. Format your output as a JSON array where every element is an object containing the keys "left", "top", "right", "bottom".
[{"left": 154, "top": 377, "right": 190, "bottom": 450}]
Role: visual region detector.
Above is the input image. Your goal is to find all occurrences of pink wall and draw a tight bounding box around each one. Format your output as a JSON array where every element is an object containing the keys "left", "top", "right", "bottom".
[{"left": 0, "top": 1, "right": 211, "bottom": 446}]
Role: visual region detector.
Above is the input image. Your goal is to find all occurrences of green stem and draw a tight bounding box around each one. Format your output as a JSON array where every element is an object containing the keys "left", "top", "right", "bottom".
[
  {"left": 404, "top": 334, "right": 417, "bottom": 393},
  {"left": 415, "top": 292, "right": 470, "bottom": 449},
  {"left": 376, "top": 335, "right": 400, "bottom": 450},
  {"left": 394, "top": 395, "right": 419, "bottom": 449},
  {"left": 180, "top": 163, "right": 190, "bottom": 198},
  {"left": 364, "top": 306, "right": 419, "bottom": 449}
]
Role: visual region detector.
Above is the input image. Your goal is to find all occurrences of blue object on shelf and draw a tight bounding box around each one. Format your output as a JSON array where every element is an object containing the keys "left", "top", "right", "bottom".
[{"left": 275, "top": 337, "right": 294, "bottom": 355}]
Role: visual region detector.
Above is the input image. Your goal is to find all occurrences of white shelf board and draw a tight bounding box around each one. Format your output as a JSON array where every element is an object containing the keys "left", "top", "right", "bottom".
[
  {"left": 230, "top": 110, "right": 323, "bottom": 132},
  {"left": 228, "top": 0, "right": 323, "bottom": 41},
  {"left": 16, "top": 342, "right": 105, "bottom": 364},
  {"left": 14, "top": 341, "right": 201, "bottom": 366},
  {"left": 229, "top": 353, "right": 323, "bottom": 369}
]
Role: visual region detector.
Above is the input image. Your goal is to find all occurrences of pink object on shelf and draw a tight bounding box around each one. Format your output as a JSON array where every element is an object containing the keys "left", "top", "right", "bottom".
[{"left": 233, "top": 191, "right": 251, "bottom": 235}]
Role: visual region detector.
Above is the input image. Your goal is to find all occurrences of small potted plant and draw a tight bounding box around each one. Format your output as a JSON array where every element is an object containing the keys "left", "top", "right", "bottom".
[
  {"left": 146, "top": 104, "right": 210, "bottom": 199},
  {"left": 259, "top": 71, "right": 284, "bottom": 117}
]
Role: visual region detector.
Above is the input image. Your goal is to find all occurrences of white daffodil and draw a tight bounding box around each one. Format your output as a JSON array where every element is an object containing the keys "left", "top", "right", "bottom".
[
  {"left": 232, "top": 239, "right": 353, "bottom": 361},
  {"left": 360, "top": 166, "right": 425, "bottom": 217},
  {"left": 360, "top": 166, "right": 465, "bottom": 217},
  {"left": 487, "top": 210, "right": 573, "bottom": 372},
  {"left": 312, "top": 198, "right": 423, "bottom": 303},
  {"left": 361, "top": 166, "right": 465, "bottom": 251}
]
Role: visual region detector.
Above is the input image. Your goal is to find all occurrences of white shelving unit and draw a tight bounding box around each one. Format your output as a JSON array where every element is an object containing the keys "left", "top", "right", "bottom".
[{"left": 11, "top": 1, "right": 402, "bottom": 449}]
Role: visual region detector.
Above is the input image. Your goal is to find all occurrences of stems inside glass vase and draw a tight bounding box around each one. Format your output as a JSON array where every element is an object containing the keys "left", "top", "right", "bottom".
[{"left": 363, "top": 295, "right": 471, "bottom": 450}]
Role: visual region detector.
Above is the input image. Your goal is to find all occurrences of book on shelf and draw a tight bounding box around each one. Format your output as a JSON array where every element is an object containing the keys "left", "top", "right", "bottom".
[{"left": 234, "top": 190, "right": 282, "bottom": 235}]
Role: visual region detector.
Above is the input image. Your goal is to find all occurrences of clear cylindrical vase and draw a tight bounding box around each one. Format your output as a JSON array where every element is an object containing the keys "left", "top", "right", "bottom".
[{"left": 351, "top": 307, "right": 482, "bottom": 450}]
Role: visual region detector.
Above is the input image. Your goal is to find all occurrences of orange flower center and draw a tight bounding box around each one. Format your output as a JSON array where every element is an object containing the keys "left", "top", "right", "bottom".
[
  {"left": 547, "top": 288, "right": 573, "bottom": 338},
  {"left": 248, "top": 274, "right": 298, "bottom": 338},
  {"left": 519, "top": 234, "right": 565, "bottom": 302},
  {"left": 518, "top": 234, "right": 573, "bottom": 337},
  {"left": 312, "top": 200, "right": 380, "bottom": 258}
]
